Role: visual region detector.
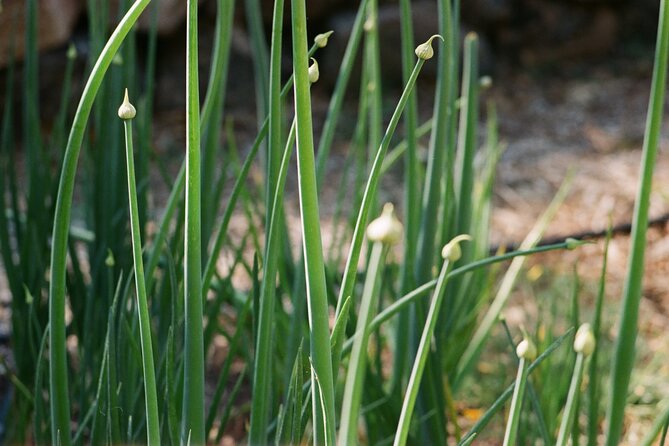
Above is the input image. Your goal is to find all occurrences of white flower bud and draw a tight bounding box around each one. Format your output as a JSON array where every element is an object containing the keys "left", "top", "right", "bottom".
[
  {"left": 105, "top": 249, "right": 115, "bottom": 268},
  {"left": 566, "top": 238, "right": 593, "bottom": 250},
  {"left": 314, "top": 30, "right": 334, "bottom": 48},
  {"left": 363, "top": 17, "right": 375, "bottom": 32},
  {"left": 516, "top": 338, "right": 537, "bottom": 360},
  {"left": 118, "top": 88, "right": 136, "bottom": 120},
  {"left": 415, "top": 34, "right": 444, "bottom": 60},
  {"left": 67, "top": 43, "right": 77, "bottom": 60},
  {"left": 480, "top": 75, "right": 493, "bottom": 89},
  {"left": 24, "top": 286, "right": 34, "bottom": 305},
  {"left": 441, "top": 234, "right": 472, "bottom": 261},
  {"left": 366, "top": 203, "right": 403, "bottom": 245},
  {"left": 574, "top": 323, "right": 596, "bottom": 356},
  {"left": 308, "top": 58, "right": 319, "bottom": 84}
]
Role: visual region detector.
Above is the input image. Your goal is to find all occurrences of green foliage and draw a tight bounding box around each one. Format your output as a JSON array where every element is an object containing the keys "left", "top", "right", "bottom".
[{"left": 0, "top": 0, "right": 667, "bottom": 444}]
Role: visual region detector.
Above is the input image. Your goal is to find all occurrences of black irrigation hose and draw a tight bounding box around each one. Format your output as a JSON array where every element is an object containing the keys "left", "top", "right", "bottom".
[{"left": 491, "top": 211, "right": 669, "bottom": 254}]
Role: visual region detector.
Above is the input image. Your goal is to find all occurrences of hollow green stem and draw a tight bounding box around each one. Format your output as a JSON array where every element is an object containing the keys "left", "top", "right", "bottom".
[
  {"left": 502, "top": 354, "right": 531, "bottom": 446},
  {"left": 587, "top": 227, "right": 611, "bottom": 446},
  {"left": 339, "top": 242, "right": 387, "bottom": 445},
  {"left": 249, "top": 119, "right": 296, "bottom": 445},
  {"left": 200, "top": 0, "right": 235, "bottom": 247},
  {"left": 247, "top": 10, "right": 289, "bottom": 440},
  {"left": 394, "top": 0, "right": 420, "bottom": 392},
  {"left": 414, "top": 0, "right": 454, "bottom": 285},
  {"left": 454, "top": 33, "right": 479, "bottom": 244},
  {"left": 364, "top": 0, "right": 382, "bottom": 166},
  {"left": 265, "top": 0, "right": 285, "bottom": 224},
  {"left": 291, "top": 0, "right": 336, "bottom": 443},
  {"left": 182, "top": 0, "right": 205, "bottom": 443},
  {"left": 249, "top": 1, "right": 287, "bottom": 436},
  {"left": 394, "top": 236, "right": 469, "bottom": 446},
  {"left": 556, "top": 353, "right": 587, "bottom": 446},
  {"left": 120, "top": 93, "right": 161, "bottom": 445},
  {"left": 48, "top": 2, "right": 150, "bottom": 444},
  {"left": 245, "top": 0, "right": 269, "bottom": 126},
  {"left": 398, "top": 0, "right": 419, "bottom": 289}
]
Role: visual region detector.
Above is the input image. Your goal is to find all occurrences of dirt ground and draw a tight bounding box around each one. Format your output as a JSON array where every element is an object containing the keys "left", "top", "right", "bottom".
[{"left": 481, "top": 62, "right": 669, "bottom": 443}]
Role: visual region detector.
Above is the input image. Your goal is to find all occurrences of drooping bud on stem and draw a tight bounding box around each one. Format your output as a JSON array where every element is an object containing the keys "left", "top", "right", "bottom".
[
  {"left": 441, "top": 234, "right": 472, "bottom": 261},
  {"left": 415, "top": 34, "right": 444, "bottom": 60},
  {"left": 118, "top": 88, "right": 136, "bottom": 120},
  {"left": 314, "top": 30, "right": 334, "bottom": 48},
  {"left": 565, "top": 238, "right": 594, "bottom": 250},
  {"left": 308, "top": 58, "right": 320, "bottom": 84}
]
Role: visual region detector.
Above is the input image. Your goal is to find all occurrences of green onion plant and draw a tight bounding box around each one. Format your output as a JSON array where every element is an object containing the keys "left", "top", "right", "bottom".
[
  {"left": 118, "top": 89, "right": 160, "bottom": 445},
  {"left": 0, "top": 0, "right": 667, "bottom": 444}
]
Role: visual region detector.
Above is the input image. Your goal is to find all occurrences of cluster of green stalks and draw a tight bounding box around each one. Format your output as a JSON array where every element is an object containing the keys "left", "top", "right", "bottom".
[{"left": 1, "top": 0, "right": 668, "bottom": 444}]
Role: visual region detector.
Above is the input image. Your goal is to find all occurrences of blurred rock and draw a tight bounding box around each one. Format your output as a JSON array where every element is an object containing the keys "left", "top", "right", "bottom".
[
  {"left": 462, "top": 0, "right": 514, "bottom": 27},
  {"left": 462, "top": 0, "right": 637, "bottom": 69},
  {"left": 0, "top": 0, "right": 83, "bottom": 67},
  {"left": 107, "top": 0, "right": 206, "bottom": 35},
  {"left": 517, "top": 3, "right": 620, "bottom": 66}
]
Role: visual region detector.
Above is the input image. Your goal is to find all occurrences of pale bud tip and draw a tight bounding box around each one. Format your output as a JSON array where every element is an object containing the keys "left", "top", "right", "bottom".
[
  {"left": 67, "top": 43, "right": 77, "bottom": 60},
  {"left": 480, "top": 75, "right": 493, "bottom": 89},
  {"left": 574, "top": 323, "right": 596, "bottom": 356},
  {"left": 363, "top": 17, "right": 375, "bottom": 32},
  {"left": 118, "top": 88, "right": 136, "bottom": 120},
  {"left": 314, "top": 30, "right": 334, "bottom": 48},
  {"left": 112, "top": 53, "right": 123, "bottom": 66},
  {"left": 415, "top": 34, "right": 444, "bottom": 60},
  {"left": 308, "top": 58, "right": 320, "bottom": 83},
  {"left": 565, "top": 238, "right": 594, "bottom": 250},
  {"left": 441, "top": 234, "right": 472, "bottom": 261},
  {"left": 516, "top": 338, "right": 537, "bottom": 360},
  {"left": 105, "top": 249, "right": 115, "bottom": 268},
  {"left": 366, "top": 203, "right": 404, "bottom": 245}
]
